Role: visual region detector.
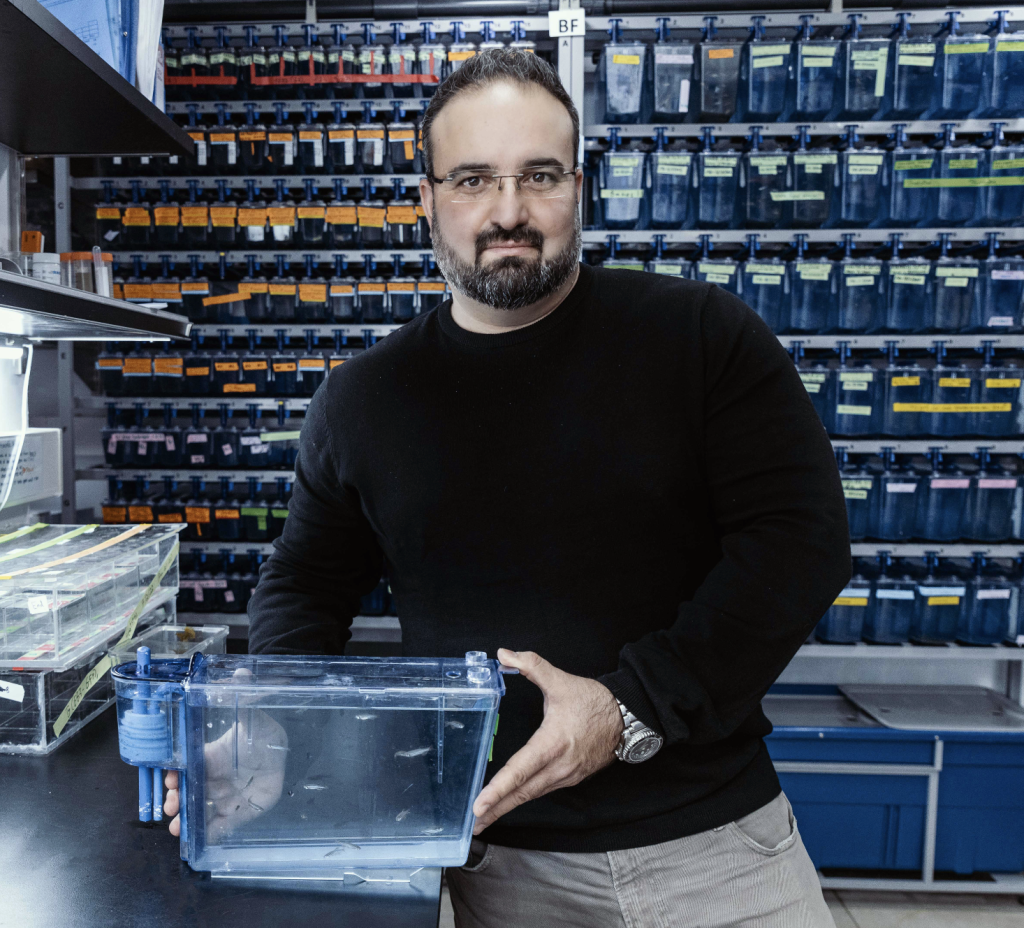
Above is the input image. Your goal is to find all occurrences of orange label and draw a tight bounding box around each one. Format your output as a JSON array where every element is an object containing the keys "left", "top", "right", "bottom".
[
  {"left": 186, "top": 366, "right": 210, "bottom": 376},
  {"left": 129, "top": 506, "right": 154, "bottom": 522},
  {"left": 299, "top": 284, "right": 327, "bottom": 301},
  {"left": 20, "top": 230, "right": 41, "bottom": 252},
  {"left": 415, "top": 205, "right": 426, "bottom": 217},
  {"left": 238, "top": 208, "right": 268, "bottom": 226},
  {"left": 327, "top": 206, "right": 357, "bottom": 224},
  {"left": 181, "top": 206, "right": 209, "bottom": 227},
  {"left": 185, "top": 506, "right": 210, "bottom": 523},
  {"left": 214, "top": 361, "right": 239, "bottom": 372},
  {"left": 359, "top": 282, "right": 386, "bottom": 293},
  {"left": 123, "top": 357, "right": 151, "bottom": 374},
  {"left": 329, "top": 129, "right": 354, "bottom": 140},
  {"left": 329, "top": 358, "right": 346, "bottom": 369},
  {"left": 123, "top": 285, "right": 153, "bottom": 301},
  {"left": 123, "top": 208, "right": 151, "bottom": 226},
  {"left": 358, "top": 206, "right": 385, "bottom": 227},
  {"left": 154, "top": 207, "right": 180, "bottom": 225},
  {"left": 299, "top": 130, "right": 322, "bottom": 141},
  {"left": 150, "top": 283, "right": 182, "bottom": 301},
  {"left": 418, "top": 282, "right": 447, "bottom": 292},
  {"left": 331, "top": 284, "right": 354, "bottom": 295},
  {"left": 188, "top": 131, "right": 205, "bottom": 142},
  {"left": 387, "top": 205, "right": 417, "bottom": 224},
  {"left": 239, "top": 131, "right": 266, "bottom": 141},
  {"left": 357, "top": 128, "right": 384, "bottom": 140},
  {"left": 97, "top": 358, "right": 122, "bottom": 368},
  {"left": 448, "top": 50, "right": 475, "bottom": 61},
  {"left": 157, "top": 513, "right": 183, "bottom": 523},
  {"left": 299, "top": 358, "right": 325, "bottom": 370},
  {"left": 243, "top": 360, "right": 268, "bottom": 371},
  {"left": 154, "top": 357, "right": 183, "bottom": 374},
  {"left": 96, "top": 207, "right": 120, "bottom": 219},
  {"left": 389, "top": 129, "right": 415, "bottom": 141},
  {"left": 102, "top": 505, "right": 127, "bottom": 524},
  {"left": 210, "top": 206, "right": 237, "bottom": 227},
  {"left": 113, "top": 283, "right": 123, "bottom": 299},
  {"left": 238, "top": 282, "right": 269, "bottom": 296},
  {"left": 203, "top": 292, "right": 247, "bottom": 307},
  {"left": 215, "top": 508, "right": 240, "bottom": 519},
  {"left": 388, "top": 281, "right": 415, "bottom": 292},
  {"left": 403, "top": 141, "right": 414, "bottom": 159},
  {"left": 224, "top": 383, "right": 257, "bottom": 393},
  {"left": 297, "top": 206, "right": 326, "bottom": 219},
  {"left": 268, "top": 132, "right": 293, "bottom": 143},
  {"left": 708, "top": 47, "right": 734, "bottom": 59},
  {"left": 268, "top": 207, "right": 296, "bottom": 226},
  {"left": 273, "top": 361, "right": 297, "bottom": 372},
  {"left": 181, "top": 282, "right": 210, "bottom": 293},
  {"left": 209, "top": 132, "right": 236, "bottom": 142},
  {"left": 269, "top": 283, "right": 296, "bottom": 296}
]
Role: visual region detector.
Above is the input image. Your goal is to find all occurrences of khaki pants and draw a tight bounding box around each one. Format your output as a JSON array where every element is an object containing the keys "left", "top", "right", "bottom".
[{"left": 446, "top": 792, "right": 835, "bottom": 928}]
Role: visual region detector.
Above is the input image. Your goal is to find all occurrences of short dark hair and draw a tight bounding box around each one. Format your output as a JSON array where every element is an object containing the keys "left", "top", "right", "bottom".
[{"left": 420, "top": 48, "right": 580, "bottom": 180}]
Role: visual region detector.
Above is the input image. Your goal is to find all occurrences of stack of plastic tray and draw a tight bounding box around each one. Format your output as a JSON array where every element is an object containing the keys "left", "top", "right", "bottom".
[{"left": 0, "top": 523, "right": 183, "bottom": 754}]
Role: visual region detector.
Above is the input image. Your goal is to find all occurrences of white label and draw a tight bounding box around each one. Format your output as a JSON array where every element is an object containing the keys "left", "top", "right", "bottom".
[
  {"left": 0, "top": 680, "right": 25, "bottom": 703},
  {"left": 224, "top": 590, "right": 235, "bottom": 603},
  {"left": 103, "top": 230, "right": 119, "bottom": 241},
  {"left": 221, "top": 443, "right": 234, "bottom": 456},
  {"left": 876, "top": 589, "right": 915, "bottom": 600},
  {"left": 27, "top": 594, "right": 49, "bottom": 615},
  {"left": 917, "top": 586, "right": 966, "bottom": 596},
  {"left": 656, "top": 52, "right": 693, "bottom": 65},
  {"left": 838, "top": 587, "right": 869, "bottom": 598},
  {"left": 886, "top": 482, "right": 918, "bottom": 493},
  {"left": 678, "top": 78, "right": 690, "bottom": 112},
  {"left": 195, "top": 141, "right": 207, "bottom": 166},
  {"left": 977, "top": 589, "right": 1011, "bottom": 600},
  {"left": 239, "top": 435, "right": 262, "bottom": 446},
  {"left": 165, "top": 436, "right": 176, "bottom": 451},
  {"left": 137, "top": 442, "right": 147, "bottom": 456},
  {"left": 992, "top": 269, "right": 1024, "bottom": 280},
  {"left": 190, "top": 454, "right": 205, "bottom": 464},
  {"left": 186, "top": 433, "right": 207, "bottom": 444},
  {"left": 989, "top": 316, "right": 1015, "bottom": 326},
  {"left": 548, "top": 9, "right": 585, "bottom": 37},
  {"left": 313, "top": 139, "right": 323, "bottom": 168}
]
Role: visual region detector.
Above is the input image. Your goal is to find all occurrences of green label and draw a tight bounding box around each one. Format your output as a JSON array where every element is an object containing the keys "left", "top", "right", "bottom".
[
  {"left": 844, "top": 264, "right": 880, "bottom": 275},
  {"left": 904, "top": 177, "right": 1024, "bottom": 188},
  {"left": 935, "top": 266, "right": 979, "bottom": 278},
  {"left": 752, "top": 55, "right": 785, "bottom": 68},
  {"left": 751, "top": 43, "right": 791, "bottom": 56},
  {"left": 600, "top": 189, "right": 645, "bottom": 198},
  {"left": 902, "top": 42, "right": 936, "bottom": 53},
  {"left": 603, "top": 262, "right": 644, "bottom": 271},
  {"left": 699, "top": 262, "right": 734, "bottom": 275},
  {"left": 993, "top": 158, "right": 1024, "bottom": 170},
  {"left": 794, "top": 153, "right": 837, "bottom": 165},
  {"left": 612, "top": 166, "right": 636, "bottom": 177},
  {"left": 946, "top": 42, "right": 989, "bottom": 54},
  {"left": 849, "top": 154, "right": 884, "bottom": 165},
  {"left": 608, "top": 155, "right": 641, "bottom": 167},
  {"left": 271, "top": 508, "right": 289, "bottom": 518},
  {"left": 771, "top": 190, "right": 825, "bottom": 201},
  {"left": 897, "top": 54, "right": 934, "bottom": 67},
  {"left": 653, "top": 264, "right": 684, "bottom": 275},
  {"left": 894, "top": 158, "right": 933, "bottom": 171},
  {"left": 892, "top": 274, "right": 927, "bottom": 285},
  {"left": 797, "top": 264, "right": 831, "bottom": 280},
  {"left": 750, "top": 156, "right": 788, "bottom": 167},
  {"left": 656, "top": 164, "right": 689, "bottom": 176},
  {"left": 705, "top": 156, "right": 738, "bottom": 167},
  {"left": 997, "top": 40, "right": 1024, "bottom": 52},
  {"left": 704, "top": 167, "right": 735, "bottom": 177},
  {"left": 948, "top": 158, "right": 978, "bottom": 169},
  {"left": 657, "top": 154, "right": 691, "bottom": 164}
]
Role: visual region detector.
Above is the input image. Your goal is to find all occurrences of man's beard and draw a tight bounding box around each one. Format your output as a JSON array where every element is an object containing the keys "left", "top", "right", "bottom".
[{"left": 431, "top": 204, "right": 582, "bottom": 311}]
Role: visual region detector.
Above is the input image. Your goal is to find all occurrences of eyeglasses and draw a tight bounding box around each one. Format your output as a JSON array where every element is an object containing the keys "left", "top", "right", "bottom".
[{"left": 430, "top": 166, "right": 577, "bottom": 203}]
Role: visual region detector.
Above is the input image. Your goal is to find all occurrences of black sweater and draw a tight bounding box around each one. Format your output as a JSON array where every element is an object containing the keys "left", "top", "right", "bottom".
[{"left": 247, "top": 263, "right": 850, "bottom": 853}]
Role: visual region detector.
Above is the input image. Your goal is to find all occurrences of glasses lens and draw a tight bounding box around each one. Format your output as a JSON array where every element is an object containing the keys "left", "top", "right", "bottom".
[
  {"left": 519, "top": 169, "right": 572, "bottom": 199},
  {"left": 444, "top": 169, "right": 574, "bottom": 202},
  {"left": 446, "top": 172, "right": 498, "bottom": 202}
]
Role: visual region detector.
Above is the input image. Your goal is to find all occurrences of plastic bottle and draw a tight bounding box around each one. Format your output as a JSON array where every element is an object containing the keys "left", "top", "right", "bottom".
[
  {"left": 210, "top": 329, "right": 240, "bottom": 395},
  {"left": 958, "top": 554, "right": 1013, "bottom": 644},
  {"left": 910, "top": 553, "right": 964, "bottom": 643},
  {"left": 926, "top": 342, "right": 975, "bottom": 437},
  {"left": 325, "top": 103, "right": 356, "bottom": 176},
  {"left": 931, "top": 124, "right": 983, "bottom": 227},
  {"left": 645, "top": 234, "right": 690, "bottom": 278},
  {"left": 741, "top": 126, "right": 789, "bottom": 230},
  {"left": 182, "top": 331, "right": 212, "bottom": 396},
  {"left": 239, "top": 255, "right": 270, "bottom": 323},
  {"left": 102, "top": 477, "right": 127, "bottom": 525},
  {"left": 154, "top": 476, "right": 184, "bottom": 526},
  {"left": 416, "top": 22, "right": 446, "bottom": 98},
  {"left": 739, "top": 15, "right": 792, "bottom": 122},
  {"left": 327, "top": 24, "right": 357, "bottom": 100},
  {"left": 95, "top": 180, "right": 122, "bottom": 247},
  {"left": 974, "top": 233, "right": 1024, "bottom": 330},
  {"left": 181, "top": 26, "right": 210, "bottom": 96},
  {"left": 830, "top": 234, "right": 884, "bottom": 333},
  {"left": 266, "top": 103, "right": 295, "bottom": 174},
  {"left": 883, "top": 233, "right": 932, "bottom": 332},
  {"left": 833, "top": 343, "right": 881, "bottom": 436},
  {"left": 929, "top": 11, "right": 989, "bottom": 119},
  {"left": 267, "top": 24, "right": 297, "bottom": 87},
  {"left": 387, "top": 255, "right": 416, "bottom": 323},
  {"left": 600, "top": 128, "right": 647, "bottom": 232},
  {"left": 885, "top": 12, "right": 936, "bottom": 119},
  {"left": 296, "top": 102, "right": 326, "bottom": 175},
  {"left": 386, "top": 22, "right": 416, "bottom": 98},
  {"left": 786, "top": 15, "right": 839, "bottom": 122},
  {"left": 788, "top": 125, "right": 836, "bottom": 230},
  {"left": 864, "top": 553, "right": 915, "bottom": 642},
  {"left": 739, "top": 234, "right": 786, "bottom": 332},
  {"left": 978, "top": 122, "right": 1024, "bottom": 227},
  {"left": 182, "top": 104, "right": 208, "bottom": 175},
  {"left": 239, "top": 479, "right": 270, "bottom": 542},
  {"left": 599, "top": 19, "right": 645, "bottom": 123},
  {"left": 238, "top": 26, "right": 269, "bottom": 99},
  {"left": 295, "top": 179, "right": 326, "bottom": 248},
  {"left": 184, "top": 476, "right": 213, "bottom": 541},
  {"left": 386, "top": 102, "right": 416, "bottom": 175},
  {"left": 153, "top": 181, "right": 180, "bottom": 248},
  {"left": 794, "top": 347, "right": 833, "bottom": 431},
  {"left": 97, "top": 343, "right": 124, "bottom": 397},
  {"left": 357, "top": 178, "right": 387, "bottom": 248},
  {"left": 238, "top": 103, "right": 269, "bottom": 175},
  {"left": 975, "top": 342, "right": 1023, "bottom": 437},
  {"left": 298, "top": 329, "right": 327, "bottom": 396},
  {"left": 238, "top": 179, "right": 268, "bottom": 250},
  {"left": 695, "top": 127, "right": 739, "bottom": 230},
  {"left": 211, "top": 26, "right": 239, "bottom": 92},
  {"left": 296, "top": 24, "right": 326, "bottom": 86},
  {"left": 881, "top": 341, "right": 927, "bottom": 437},
  {"left": 122, "top": 337, "right": 154, "bottom": 396},
  {"left": 297, "top": 255, "right": 327, "bottom": 323},
  {"left": 915, "top": 448, "right": 969, "bottom": 540},
  {"left": 965, "top": 450, "right": 1017, "bottom": 541},
  {"left": 210, "top": 180, "right": 237, "bottom": 249},
  {"left": 152, "top": 316, "right": 185, "bottom": 399},
  {"left": 268, "top": 179, "right": 296, "bottom": 248},
  {"left": 834, "top": 13, "right": 889, "bottom": 120},
  {"left": 181, "top": 179, "right": 209, "bottom": 249},
  {"left": 648, "top": 18, "right": 694, "bottom": 122},
  {"left": 357, "top": 23, "right": 387, "bottom": 100},
  {"left": 385, "top": 179, "right": 420, "bottom": 248},
  {"left": 329, "top": 256, "right": 357, "bottom": 321},
  {"left": 219, "top": 551, "right": 248, "bottom": 613},
  {"left": 693, "top": 16, "right": 742, "bottom": 122},
  {"left": 815, "top": 559, "right": 871, "bottom": 642},
  {"left": 984, "top": 10, "right": 1024, "bottom": 117},
  {"left": 416, "top": 256, "right": 446, "bottom": 317},
  {"left": 870, "top": 448, "right": 921, "bottom": 540},
  {"left": 238, "top": 329, "right": 269, "bottom": 394},
  {"left": 122, "top": 180, "right": 152, "bottom": 248},
  {"left": 269, "top": 330, "right": 298, "bottom": 395},
  {"left": 690, "top": 234, "right": 739, "bottom": 298},
  {"left": 213, "top": 477, "right": 242, "bottom": 542},
  {"left": 208, "top": 103, "right": 238, "bottom": 174},
  {"left": 357, "top": 255, "right": 387, "bottom": 322}
]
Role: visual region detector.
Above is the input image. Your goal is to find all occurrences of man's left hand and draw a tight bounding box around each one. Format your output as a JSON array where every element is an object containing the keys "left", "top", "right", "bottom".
[{"left": 472, "top": 648, "right": 623, "bottom": 835}]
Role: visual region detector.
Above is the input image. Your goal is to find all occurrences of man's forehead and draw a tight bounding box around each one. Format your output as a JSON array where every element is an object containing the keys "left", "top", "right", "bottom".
[{"left": 431, "top": 82, "right": 575, "bottom": 172}]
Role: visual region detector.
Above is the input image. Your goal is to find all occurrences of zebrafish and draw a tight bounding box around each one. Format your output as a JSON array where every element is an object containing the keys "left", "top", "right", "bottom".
[
  {"left": 396, "top": 808, "right": 411, "bottom": 822},
  {"left": 445, "top": 721, "right": 464, "bottom": 730},
  {"left": 303, "top": 784, "right": 327, "bottom": 791},
  {"left": 395, "top": 747, "right": 431, "bottom": 758}
]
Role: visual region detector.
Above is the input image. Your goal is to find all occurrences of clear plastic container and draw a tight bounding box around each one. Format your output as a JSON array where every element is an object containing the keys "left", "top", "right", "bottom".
[
  {"left": 600, "top": 148, "right": 647, "bottom": 231},
  {"left": 0, "top": 524, "right": 182, "bottom": 671},
  {"left": 599, "top": 27, "right": 646, "bottom": 123},
  {"left": 869, "top": 456, "right": 920, "bottom": 540},
  {"left": 110, "top": 623, "right": 227, "bottom": 662},
  {"left": 739, "top": 257, "right": 787, "bottom": 332},
  {"left": 61, "top": 251, "right": 113, "bottom": 293},
  {"left": 816, "top": 574, "right": 871, "bottom": 642},
  {"left": 739, "top": 25, "right": 792, "bottom": 122},
  {"left": 112, "top": 651, "right": 507, "bottom": 876},
  {"left": 693, "top": 19, "right": 741, "bottom": 121}
]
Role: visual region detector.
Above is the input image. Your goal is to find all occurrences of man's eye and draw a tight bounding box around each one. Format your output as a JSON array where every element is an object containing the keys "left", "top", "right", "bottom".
[
  {"left": 529, "top": 172, "right": 557, "bottom": 184},
  {"left": 456, "top": 175, "right": 486, "bottom": 188}
]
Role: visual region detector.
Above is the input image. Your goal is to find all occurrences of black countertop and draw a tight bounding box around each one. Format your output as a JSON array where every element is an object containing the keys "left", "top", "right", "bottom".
[{"left": 0, "top": 711, "right": 441, "bottom": 928}]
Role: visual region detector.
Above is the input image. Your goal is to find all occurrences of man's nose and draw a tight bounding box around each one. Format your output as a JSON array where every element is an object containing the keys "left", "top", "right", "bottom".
[{"left": 486, "top": 178, "right": 531, "bottom": 228}]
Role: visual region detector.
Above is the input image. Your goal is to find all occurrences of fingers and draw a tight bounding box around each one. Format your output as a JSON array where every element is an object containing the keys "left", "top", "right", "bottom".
[
  {"left": 496, "top": 649, "right": 560, "bottom": 691},
  {"left": 165, "top": 770, "right": 178, "bottom": 790},
  {"left": 165, "top": 787, "right": 179, "bottom": 817},
  {"left": 169, "top": 814, "right": 180, "bottom": 837},
  {"left": 473, "top": 765, "right": 570, "bottom": 834},
  {"left": 473, "top": 728, "right": 559, "bottom": 818}
]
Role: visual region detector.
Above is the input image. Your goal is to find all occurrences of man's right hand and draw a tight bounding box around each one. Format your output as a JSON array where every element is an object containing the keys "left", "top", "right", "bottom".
[{"left": 164, "top": 708, "right": 288, "bottom": 841}]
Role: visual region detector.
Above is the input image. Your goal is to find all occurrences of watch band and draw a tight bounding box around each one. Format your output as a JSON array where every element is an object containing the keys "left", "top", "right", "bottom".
[{"left": 615, "top": 700, "right": 664, "bottom": 763}]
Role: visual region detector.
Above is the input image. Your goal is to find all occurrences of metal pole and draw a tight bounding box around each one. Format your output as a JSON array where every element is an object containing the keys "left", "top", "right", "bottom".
[
  {"left": 921, "top": 739, "right": 944, "bottom": 884},
  {"left": 53, "top": 157, "right": 71, "bottom": 253},
  {"left": 57, "top": 341, "right": 76, "bottom": 523}
]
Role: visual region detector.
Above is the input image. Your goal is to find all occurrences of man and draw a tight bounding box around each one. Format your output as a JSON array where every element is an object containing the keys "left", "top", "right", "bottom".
[{"left": 165, "top": 49, "right": 849, "bottom": 926}]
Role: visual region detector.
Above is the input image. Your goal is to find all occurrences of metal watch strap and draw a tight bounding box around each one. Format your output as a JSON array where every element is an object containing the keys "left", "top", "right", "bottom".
[{"left": 615, "top": 700, "right": 663, "bottom": 763}]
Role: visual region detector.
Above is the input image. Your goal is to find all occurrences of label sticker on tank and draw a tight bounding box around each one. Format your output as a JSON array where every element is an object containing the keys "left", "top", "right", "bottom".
[
  {"left": 840, "top": 371, "right": 874, "bottom": 381},
  {"left": 935, "top": 267, "right": 979, "bottom": 277},
  {"left": 876, "top": 589, "right": 914, "bottom": 599},
  {"left": 946, "top": 42, "right": 988, "bottom": 54},
  {"left": 707, "top": 48, "right": 734, "bottom": 60},
  {"left": 0, "top": 680, "right": 24, "bottom": 702},
  {"left": 894, "top": 159, "right": 933, "bottom": 171},
  {"left": 977, "top": 589, "right": 1011, "bottom": 599},
  {"left": 612, "top": 54, "right": 641, "bottom": 64},
  {"left": 897, "top": 54, "right": 934, "bottom": 67},
  {"left": 771, "top": 191, "right": 825, "bottom": 201},
  {"left": 655, "top": 52, "right": 693, "bottom": 64},
  {"left": 836, "top": 404, "right": 871, "bottom": 415},
  {"left": 678, "top": 78, "right": 690, "bottom": 111},
  {"left": 892, "top": 274, "right": 927, "bottom": 286},
  {"left": 992, "top": 158, "right": 1024, "bottom": 170},
  {"left": 991, "top": 269, "right": 1024, "bottom": 280},
  {"left": 27, "top": 594, "right": 49, "bottom": 615},
  {"left": 930, "top": 478, "right": 970, "bottom": 488},
  {"left": 885, "top": 483, "right": 918, "bottom": 492},
  {"left": 752, "top": 55, "right": 784, "bottom": 68},
  {"left": 796, "top": 264, "right": 831, "bottom": 279},
  {"left": 834, "top": 595, "right": 869, "bottom": 606},
  {"left": 891, "top": 376, "right": 921, "bottom": 386},
  {"left": 699, "top": 262, "right": 734, "bottom": 274},
  {"left": 978, "top": 478, "right": 1018, "bottom": 488},
  {"left": 986, "top": 378, "right": 1021, "bottom": 387}
]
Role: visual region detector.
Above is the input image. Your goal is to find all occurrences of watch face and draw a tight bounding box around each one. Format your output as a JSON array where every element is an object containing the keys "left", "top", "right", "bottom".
[{"left": 626, "top": 732, "right": 663, "bottom": 763}]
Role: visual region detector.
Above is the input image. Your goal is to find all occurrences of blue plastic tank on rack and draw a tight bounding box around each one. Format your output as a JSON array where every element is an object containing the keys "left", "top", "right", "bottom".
[
  {"left": 839, "top": 449, "right": 876, "bottom": 540},
  {"left": 645, "top": 235, "right": 690, "bottom": 278},
  {"left": 864, "top": 554, "right": 915, "bottom": 643},
  {"left": 885, "top": 13, "right": 937, "bottom": 120},
  {"left": 985, "top": 11, "right": 1024, "bottom": 117},
  {"left": 977, "top": 122, "right": 1024, "bottom": 227},
  {"left": 882, "top": 234, "right": 932, "bottom": 332},
  {"left": 973, "top": 233, "right": 1024, "bottom": 330},
  {"left": 911, "top": 554, "right": 965, "bottom": 642},
  {"left": 599, "top": 20, "right": 646, "bottom": 123},
  {"left": 836, "top": 126, "right": 888, "bottom": 228},
  {"left": 815, "top": 562, "right": 872, "bottom": 642},
  {"left": 785, "top": 15, "right": 839, "bottom": 122},
  {"left": 932, "top": 234, "right": 979, "bottom": 332},
  {"left": 870, "top": 449, "right": 921, "bottom": 540},
  {"left": 788, "top": 126, "right": 835, "bottom": 229},
  {"left": 738, "top": 16, "right": 793, "bottom": 122},
  {"left": 832, "top": 346, "right": 881, "bottom": 436},
  {"left": 926, "top": 348, "right": 976, "bottom": 437},
  {"left": 914, "top": 450, "right": 969, "bottom": 541},
  {"left": 929, "top": 12, "right": 989, "bottom": 119},
  {"left": 881, "top": 342, "right": 928, "bottom": 436},
  {"left": 648, "top": 19, "right": 694, "bottom": 122},
  {"left": 884, "top": 125, "right": 936, "bottom": 228},
  {"left": 959, "top": 555, "right": 1013, "bottom": 644},
  {"left": 831, "top": 235, "right": 885, "bottom": 333},
  {"left": 931, "top": 124, "right": 983, "bottom": 226},
  {"left": 695, "top": 127, "right": 739, "bottom": 229},
  {"left": 741, "top": 127, "right": 789, "bottom": 229},
  {"left": 649, "top": 128, "right": 692, "bottom": 230},
  {"left": 599, "top": 129, "right": 648, "bottom": 231},
  {"left": 964, "top": 450, "right": 1017, "bottom": 541},
  {"left": 693, "top": 16, "right": 742, "bottom": 121},
  {"left": 833, "top": 14, "right": 889, "bottom": 120},
  {"left": 739, "top": 236, "right": 787, "bottom": 332},
  {"left": 796, "top": 353, "right": 834, "bottom": 431},
  {"left": 691, "top": 235, "right": 740, "bottom": 297},
  {"left": 788, "top": 234, "right": 835, "bottom": 332},
  {"left": 974, "top": 345, "right": 1023, "bottom": 436},
  {"left": 601, "top": 235, "right": 645, "bottom": 273}
]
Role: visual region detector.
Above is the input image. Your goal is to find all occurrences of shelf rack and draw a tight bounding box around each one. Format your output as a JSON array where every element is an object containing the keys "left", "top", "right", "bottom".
[
  {"left": 583, "top": 229, "right": 1024, "bottom": 245},
  {"left": 161, "top": 20, "right": 553, "bottom": 39},
  {"left": 831, "top": 440, "right": 1024, "bottom": 453},
  {"left": 165, "top": 99, "right": 426, "bottom": 115},
  {"left": 587, "top": 119, "right": 1024, "bottom": 139},
  {"left": 73, "top": 176, "right": 423, "bottom": 190},
  {"left": 583, "top": 10, "right": 1024, "bottom": 31},
  {"left": 79, "top": 467, "right": 295, "bottom": 481},
  {"left": 107, "top": 251, "right": 431, "bottom": 265},
  {"left": 850, "top": 543, "right": 1024, "bottom": 557}
]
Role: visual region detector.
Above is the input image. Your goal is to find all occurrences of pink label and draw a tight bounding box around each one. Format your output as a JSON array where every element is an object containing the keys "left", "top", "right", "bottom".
[
  {"left": 931, "top": 478, "right": 969, "bottom": 488},
  {"left": 979, "top": 478, "right": 1017, "bottom": 489}
]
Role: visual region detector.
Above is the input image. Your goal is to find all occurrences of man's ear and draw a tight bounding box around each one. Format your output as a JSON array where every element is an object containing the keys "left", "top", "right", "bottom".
[{"left": 419, "top": 178, "right": 434, "bottom": 232}]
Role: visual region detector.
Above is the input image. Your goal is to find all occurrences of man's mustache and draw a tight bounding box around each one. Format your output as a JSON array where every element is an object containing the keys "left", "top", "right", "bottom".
[{"left": 475, "top": 227, "right": 545, "bottom": 260}]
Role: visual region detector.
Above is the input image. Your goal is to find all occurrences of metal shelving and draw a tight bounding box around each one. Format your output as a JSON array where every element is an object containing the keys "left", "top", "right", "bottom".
[
  {"left": 188, "top": 323, "right": 403, "bottom": 338},
  {"left": 584, "top": 10, "right": 1024, "bottom": 31},
  {"left": 831, "top": 440, "right": 1024, "bottom": 453},
  {"left": 797, "top": 641, "right": 1024, "bottom": 659},
  {"left": 74, "top": 176, "right": 423, "bottom": 190},
  {"left": 77, "top": 467, "right": 295, "bottom": 482},
  {"left": 583, "top": 229, "right": 1024, "bottom": 244},
  {"left": 850, "top": 543, "right": 1024, "bottom": 557},
  {"left": 165, "top": 100, "right": 425, "bottom": 115},
  {"left": 161, "top": 20, "right": 553, "bottom": 39},
  {"left": 108, "top": 251, "right": 431, "bottom": 265},
  {"left": 781, "top": 335, "right": 1024, "bottom": 349},
  {"left": 588, "top": 119, "right": 1024, "bottom": 139}
]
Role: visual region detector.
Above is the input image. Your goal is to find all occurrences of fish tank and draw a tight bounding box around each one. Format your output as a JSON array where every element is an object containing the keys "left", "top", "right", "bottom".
[{"left": 112, "top": 651, "right": 508, "bottom": 882}]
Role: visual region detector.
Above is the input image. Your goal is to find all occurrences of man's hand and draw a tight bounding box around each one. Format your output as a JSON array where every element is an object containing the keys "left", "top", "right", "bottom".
[
  {"left": 471, "top": 648, "right": 623, "bottom": 835},
  {"left": 164, "top": 708, "right": 288, "bottom": 841}
]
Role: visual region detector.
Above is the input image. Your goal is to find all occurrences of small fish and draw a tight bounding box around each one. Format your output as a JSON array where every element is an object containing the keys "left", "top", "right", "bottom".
[
  {"left": 242, "top": 775, "right": 254, "bottom": 790},
  {"left": 303, "top": 784, "right": 327, "bottom": 791},
  {"left": 266, "top": 743, "right": 290, "bottom": 751},
  {"left": 395, "top": 747, "right": 431, "bottom": 759},
  {"left": 423, "top": 826, "right": 444, "bottom": 835},
  {"left": 445, "top": 721, "right": 464, "bottom": 730},
  {"left": 287, "top": 790, "right": 294, "bottom": 798},
  {"left": 355, "top": 713, "right": 377, "bottom": 721},
  {"left": 246, "top": 798, "right": 265, "bottom": 813},
  {"left": 395, "top": 808, "right": 411, "bottom": 822},
  {"left": 324, "top": 842, "right": 362, "bottom": 857}
]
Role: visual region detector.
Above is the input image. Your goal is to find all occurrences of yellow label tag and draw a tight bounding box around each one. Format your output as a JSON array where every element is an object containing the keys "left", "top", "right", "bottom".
[
  {"left": 299, "top": 284, "right": 327, "bottom": 301},
  {"left": 612, "top": 53, "right": 641, "bottom": 64},
  {"left": 927, "top": 596, "right": 959, "bottom": 606},
  {"left": 834, "top": 597, "right": 868, "bottom": 606},
  {"left": 358, "top": 206, "right": 386, "bottom": 228},
  {"left": 938, "top": 377, "right": 971, "bottom": 387},
  {"left": 327, "top": 206, "right": 357, "bottom": 224},
  {"left": 987, "top": 378, "right": 1021, "bottom": 388},
  {"left": 891, "top": 376, "right": 921, "bottom": 386}
]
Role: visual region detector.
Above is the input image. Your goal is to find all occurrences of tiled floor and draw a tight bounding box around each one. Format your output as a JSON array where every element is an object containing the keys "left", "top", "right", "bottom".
[{"left": 441, "top": 886, "right": 1024, "bottom": 927}]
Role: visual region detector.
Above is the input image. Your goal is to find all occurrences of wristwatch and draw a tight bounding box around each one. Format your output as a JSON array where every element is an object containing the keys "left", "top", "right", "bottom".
[{"left": 614, "top": 700, "right": 664, "bottom": 764}]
